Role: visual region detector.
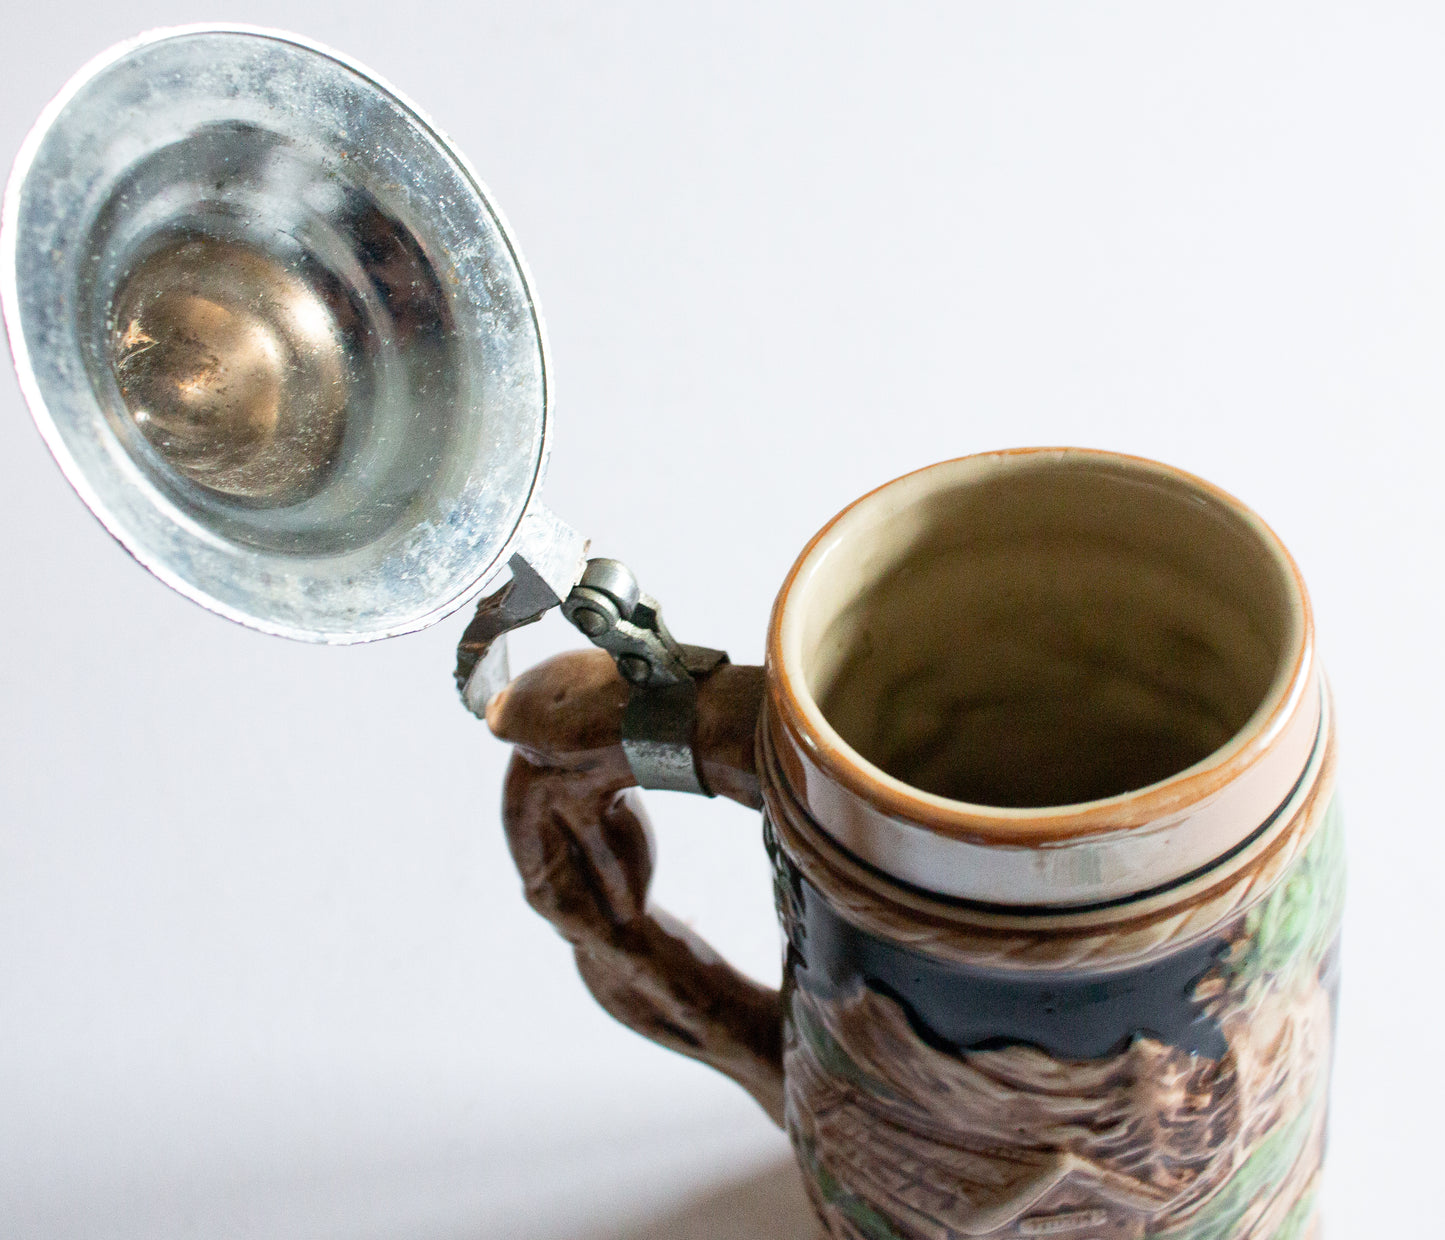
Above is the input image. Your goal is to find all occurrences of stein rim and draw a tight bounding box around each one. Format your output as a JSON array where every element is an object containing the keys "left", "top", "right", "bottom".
[{"left": 765, "top": 447, "right": 1324, "bottom": 904}]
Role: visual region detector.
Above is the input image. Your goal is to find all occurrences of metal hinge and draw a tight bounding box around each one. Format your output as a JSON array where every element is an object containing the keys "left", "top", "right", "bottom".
[
  {"left": 454, "top": 520, "right": 725, "bottom": 796},
  {"left": 562, "top": 559, "right": 726, "bottom": 794}
]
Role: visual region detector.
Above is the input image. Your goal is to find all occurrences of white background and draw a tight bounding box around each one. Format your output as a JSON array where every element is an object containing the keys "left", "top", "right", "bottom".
[{"left": 2, "top": 4, "right": 1440, "bottom": 1237}]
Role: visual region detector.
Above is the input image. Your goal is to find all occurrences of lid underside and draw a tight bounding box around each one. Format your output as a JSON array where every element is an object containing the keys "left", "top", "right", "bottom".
[{"left": 2, "top": 26, "right": 550, "bottom": 641}]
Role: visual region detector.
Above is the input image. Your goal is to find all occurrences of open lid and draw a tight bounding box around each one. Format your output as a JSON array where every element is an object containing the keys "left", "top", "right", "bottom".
[
  {"left": 4, "top": 25, "right": 721, "bottom": 793},
  {"left": 2, "top": 25, "right": 555, "bottom": 642}
]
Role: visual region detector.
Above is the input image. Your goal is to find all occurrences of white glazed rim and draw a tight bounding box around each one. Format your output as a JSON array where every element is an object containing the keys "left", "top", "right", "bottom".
[{"left": 766, "top": 448, "right": 1323, "bottom": 904}]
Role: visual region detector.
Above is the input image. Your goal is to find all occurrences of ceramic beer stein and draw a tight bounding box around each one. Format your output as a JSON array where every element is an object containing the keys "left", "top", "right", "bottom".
[
  {"left": 3, "top": 30, "right": 1340, "bottom": 1240},
  {"left": 486, "top": 449, "right": 1340, "bottom": 1240}
]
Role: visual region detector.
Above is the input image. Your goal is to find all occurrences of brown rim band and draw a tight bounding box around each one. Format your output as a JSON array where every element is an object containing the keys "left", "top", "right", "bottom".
[
  {"left": 761, "top": 689, "right": 1337, "bottom": 970},
  {"left": 765, "top": 449, "right": 1322, "bottom": 906}
]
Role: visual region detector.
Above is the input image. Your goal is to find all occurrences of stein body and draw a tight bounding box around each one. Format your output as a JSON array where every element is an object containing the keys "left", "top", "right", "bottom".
[{"left": 492, "top": 448, "right": 1339, "bottom": 1240}]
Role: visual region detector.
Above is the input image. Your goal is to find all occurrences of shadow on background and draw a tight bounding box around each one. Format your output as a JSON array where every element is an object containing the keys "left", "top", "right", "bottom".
[{"left": 577, "top": 1155, "right": 820, "bottom": 1240}]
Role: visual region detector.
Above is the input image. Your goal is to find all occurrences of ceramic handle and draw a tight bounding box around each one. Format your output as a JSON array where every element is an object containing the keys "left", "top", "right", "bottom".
[{"left": 486, "top": 648, "right": 785, "bottom": 1127}]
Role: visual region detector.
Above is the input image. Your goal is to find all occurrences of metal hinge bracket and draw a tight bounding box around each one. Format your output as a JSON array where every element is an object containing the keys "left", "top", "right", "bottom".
[{"left": 455, "top": 532, "right": 726, "bottom": 796}]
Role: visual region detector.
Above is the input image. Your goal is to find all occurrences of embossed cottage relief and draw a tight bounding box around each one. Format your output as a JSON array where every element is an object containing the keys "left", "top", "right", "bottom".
[{"left": 783, "top": 811, "right": 1342, "bottom": 1240}]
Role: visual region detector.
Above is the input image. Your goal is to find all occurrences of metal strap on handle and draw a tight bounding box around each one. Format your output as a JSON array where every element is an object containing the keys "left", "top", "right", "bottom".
[
  {"left": 455, "top": 532, "right": 726, "bottom": 796},
  {"left": 562, "top": 558, "right": 727, "bottom": 795}
]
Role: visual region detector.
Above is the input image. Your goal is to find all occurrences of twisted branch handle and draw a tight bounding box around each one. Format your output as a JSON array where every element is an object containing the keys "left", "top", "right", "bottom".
[{"left": 486, "top": 648, "right": 785, "bottom": 1126}]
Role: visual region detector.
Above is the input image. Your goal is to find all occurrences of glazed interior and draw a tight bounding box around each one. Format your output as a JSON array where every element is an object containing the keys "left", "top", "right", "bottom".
[{"left": 795, "top": 453, "right": 1303, "bottom": 808}]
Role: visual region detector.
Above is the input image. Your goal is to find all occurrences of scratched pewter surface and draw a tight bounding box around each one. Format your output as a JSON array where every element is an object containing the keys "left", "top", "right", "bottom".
[{"left": 5, "top": 28, "right": 549, "bottom": 642}]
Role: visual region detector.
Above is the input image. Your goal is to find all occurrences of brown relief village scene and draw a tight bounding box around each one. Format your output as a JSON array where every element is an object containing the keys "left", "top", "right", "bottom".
[{"left": 785, "top": 806, "right": 1344, "bottom": 1240}]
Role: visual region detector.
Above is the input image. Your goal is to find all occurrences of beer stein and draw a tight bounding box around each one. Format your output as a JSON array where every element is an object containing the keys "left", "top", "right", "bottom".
[
  {"left": 486, "top": 448, "right": 1339, "bottom": 1240},
  {"left": 3, "top": 27, "right": 1340, "bottom": 1240}
]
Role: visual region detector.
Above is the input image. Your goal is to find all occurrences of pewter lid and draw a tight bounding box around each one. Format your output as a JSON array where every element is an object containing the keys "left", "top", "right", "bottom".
[{"left": 2, "top": 25, "right": 550, "bottom": 642}]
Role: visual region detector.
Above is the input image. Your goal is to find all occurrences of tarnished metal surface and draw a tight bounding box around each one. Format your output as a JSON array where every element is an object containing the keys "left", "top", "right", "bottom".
[
  {"left": 2, "top": 25, "right": 551, "bottom": 642},
  {"left": 622, "top": 682, "right": 704, "bottom": 793},
  {"left": 559, "top": 558, "right": 727, "bottom": 793},
  {"left": 621, "top": 643, "right": 728, "bottom": 795},
  {"left": 108, "top": 235, "right": 350, "bottom": 504},
  {"left": 455, "top": 547, "right": 730, "bottom": 793},
  {"left": 454, "top": 505, "right": 589, "bottom": 717},
  {"left": 562, "top": 558, "right": 695, "bottom": 689}
]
